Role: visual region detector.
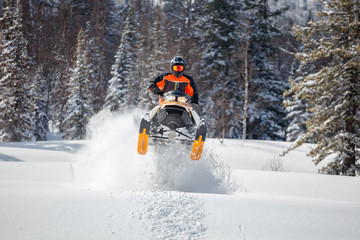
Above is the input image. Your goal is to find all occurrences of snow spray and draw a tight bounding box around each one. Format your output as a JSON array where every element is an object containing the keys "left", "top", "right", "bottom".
[{"left": 74, "top": 109, "right": 238, "bottom": 193}]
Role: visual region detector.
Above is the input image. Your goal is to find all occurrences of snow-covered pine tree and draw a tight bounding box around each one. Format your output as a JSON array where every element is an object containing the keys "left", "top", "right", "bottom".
[
  {"left": 31, "top": 66, "right": 49, "bottom": 141},
  {"left": 104, "top": 3, "right": 139, "bottom": 112},
  {"left": 148, "top": 7, "right": 168, "bottom": 83},
  {"left": 0, "top": 0, "right": 36, "bottom": 142},
  {"left": 62, "top": 28, "right": 93, "bottom": 140},
  {"left": 163, "top": 0, "right": 189, "bottom": 45},
  {"left": 134, "top": 1, "right": 154, "bottom": 110},
  {"left": 244, "top": 0, "right": 289, "bottom": 140},
  {"left": 136, "top": 31, "right": 152, "bottom": 109},
  {"left": 84, "top": 19, "right": 106, "bottom": 114},
  {"left": 51, "top": 59, "right": 71, "bottom": 134},
  {"left": 163, "top": 0, "right": 200, "bottom": 60},
  {"left": 288, "top": 0, "right": 360, "bottom": 176},
  {"left": 283, "top": 58, "right": 313, "bottom": 142},
  {"left": 139, "top": 6, "right": 169, "bottom": 110},
  {"left": 195, "top": 0, "right": 242, "bottom": 140}
]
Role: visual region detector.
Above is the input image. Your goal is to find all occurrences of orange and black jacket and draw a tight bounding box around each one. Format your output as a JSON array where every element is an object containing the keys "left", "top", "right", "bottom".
[{"left": 149, "top": 73, "right": 199, "bottom": 102}]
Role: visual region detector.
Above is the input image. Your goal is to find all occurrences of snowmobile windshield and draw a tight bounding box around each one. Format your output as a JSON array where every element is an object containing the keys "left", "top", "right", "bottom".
[{"left": 164, "top": 90, "right": 190, "bottom": 103}]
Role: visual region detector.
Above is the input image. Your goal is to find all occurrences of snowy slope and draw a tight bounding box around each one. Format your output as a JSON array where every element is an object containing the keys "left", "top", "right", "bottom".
[{"left": 1, "top": 111, "right": 360, "bottom": 240}]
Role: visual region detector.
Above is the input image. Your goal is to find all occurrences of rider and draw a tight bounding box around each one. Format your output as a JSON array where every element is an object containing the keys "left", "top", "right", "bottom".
[{"left": 149, "top": 56, "right": 199, "bottom": 104}]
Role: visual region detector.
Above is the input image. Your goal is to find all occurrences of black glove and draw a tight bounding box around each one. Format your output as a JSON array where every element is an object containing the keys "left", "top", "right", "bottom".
[
  {"left": 191, "top": 99, "right": 199, "bottom": 104},
  {"left": 191, "top": 92, "right": 199, "bottom": 104},
  {"left": 149, "top": 84, "right": 164, "bottom": 96}
]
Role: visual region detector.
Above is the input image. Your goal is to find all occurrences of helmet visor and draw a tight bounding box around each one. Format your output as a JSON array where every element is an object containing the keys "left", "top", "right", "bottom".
[{"left": 172, "top": 65, "right": 184, "bottom": 72}]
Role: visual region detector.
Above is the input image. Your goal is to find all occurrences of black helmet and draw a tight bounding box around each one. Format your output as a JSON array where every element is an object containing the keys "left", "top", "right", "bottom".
[{"left": 170, "top": 56, "right": 186, "bottom": 77}]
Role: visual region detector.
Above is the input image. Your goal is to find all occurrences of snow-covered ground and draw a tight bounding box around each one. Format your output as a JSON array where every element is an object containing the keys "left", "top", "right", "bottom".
[{"left": 1, "top": 111, "right": 360, "bottom": 240}]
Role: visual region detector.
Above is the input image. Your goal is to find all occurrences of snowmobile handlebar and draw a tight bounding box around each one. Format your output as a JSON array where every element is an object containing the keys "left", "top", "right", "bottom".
[{"left": 163, "top": 90, "right": 191, "bottom": 104}]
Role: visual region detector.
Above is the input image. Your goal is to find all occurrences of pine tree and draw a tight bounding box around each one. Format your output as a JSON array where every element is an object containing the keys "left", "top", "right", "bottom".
[
  {"left": 283, "top": 58, "right": 313, "bottom": 142},
  {"left": 84, "top": 0, "right": 108, "bottom": 113},
  {"left": 63, "top": 28, "right": 93, "bottom": 140},
  {"left": 139, "top": 6, "right": 169, "bottom": 110},
  {"left": 148, "top": 7, "right": 168, "bottom": 82},
  {"left": 31, "top": 66, "right": 49, "bottom": 141},
  {"left": 104, "top": 3, "right": 139, "bottom": 112},
  {"left": 137, "top": 32, "right": 152, "bottom": 109},
  {"left": 0, "top": 1, "right": 36, "bottom": 142},
  {"left": 244, "top": 0, "right": 289, "bottom": 140},
  {"left": 195, "top": 0, "right": 242, "bottom": 140},
  {"left": 84, "top": 20, "right": 106, "bottom": 114},
  {"left": 288, "top": 0, "right": 360, "bottom": 176},
  {"left": 163, "top": 0, "right": 200, "bottom": 60}
]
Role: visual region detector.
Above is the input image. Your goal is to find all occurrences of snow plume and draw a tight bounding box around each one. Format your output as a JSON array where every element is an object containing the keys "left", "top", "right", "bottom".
[
  {"left": 74, "top": 108, "right": 155, "bottom": 191},
  {"left": 74, "top": 108, "right": 239, "bottom": 194},
  {"left": 152, "top": 145, "right": 239, "bottom": 193}
]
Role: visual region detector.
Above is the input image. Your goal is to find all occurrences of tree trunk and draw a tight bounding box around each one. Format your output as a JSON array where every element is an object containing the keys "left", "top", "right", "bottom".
[{"left": 242, "top": 31, "right": 251, "bottom": 140}]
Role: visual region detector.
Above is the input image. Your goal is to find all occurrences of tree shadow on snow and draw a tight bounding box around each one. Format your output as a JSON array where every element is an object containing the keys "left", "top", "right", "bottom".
[
  {"left": 0, "top": 141, "right": 84, "bottom": 153},
  {"left": 0, "top": 153, "right": 23, "bottom": 162}
]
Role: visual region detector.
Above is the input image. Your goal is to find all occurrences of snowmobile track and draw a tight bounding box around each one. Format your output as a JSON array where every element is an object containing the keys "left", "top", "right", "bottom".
[{"left": 136, "top": 191, "right": 207, "bottom": 240}]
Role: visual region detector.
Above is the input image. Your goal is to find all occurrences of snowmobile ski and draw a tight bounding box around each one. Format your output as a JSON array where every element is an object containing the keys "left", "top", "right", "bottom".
[
  {"left": 191, "top": 121, "right": 207, "bottom": 160},
  {"left": 137, "top": 116, "right": 150, "bottom": 155}
]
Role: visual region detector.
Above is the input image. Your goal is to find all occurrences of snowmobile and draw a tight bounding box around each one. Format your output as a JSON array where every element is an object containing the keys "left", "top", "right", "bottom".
[{"left": 137, "top": 90, "right": 207, "bottom": 160}]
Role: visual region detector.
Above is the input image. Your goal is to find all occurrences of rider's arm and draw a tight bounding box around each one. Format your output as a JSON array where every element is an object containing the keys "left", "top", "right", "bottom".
[
  {"left": 184, "top": 75, "right": 199, "bottom": 103},
  {"left": 149, "top": 73, "right": 166, "bottom": 95}
]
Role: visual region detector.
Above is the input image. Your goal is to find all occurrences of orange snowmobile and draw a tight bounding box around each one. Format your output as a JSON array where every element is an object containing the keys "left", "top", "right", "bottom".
[{"left": 137, "top": 90, "right": 207, "bottom": 160}]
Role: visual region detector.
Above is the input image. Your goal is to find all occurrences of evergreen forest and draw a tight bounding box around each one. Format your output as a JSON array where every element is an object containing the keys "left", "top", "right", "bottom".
[{"left": 0, "top": 0, "right": 359, "bottom": 175}]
